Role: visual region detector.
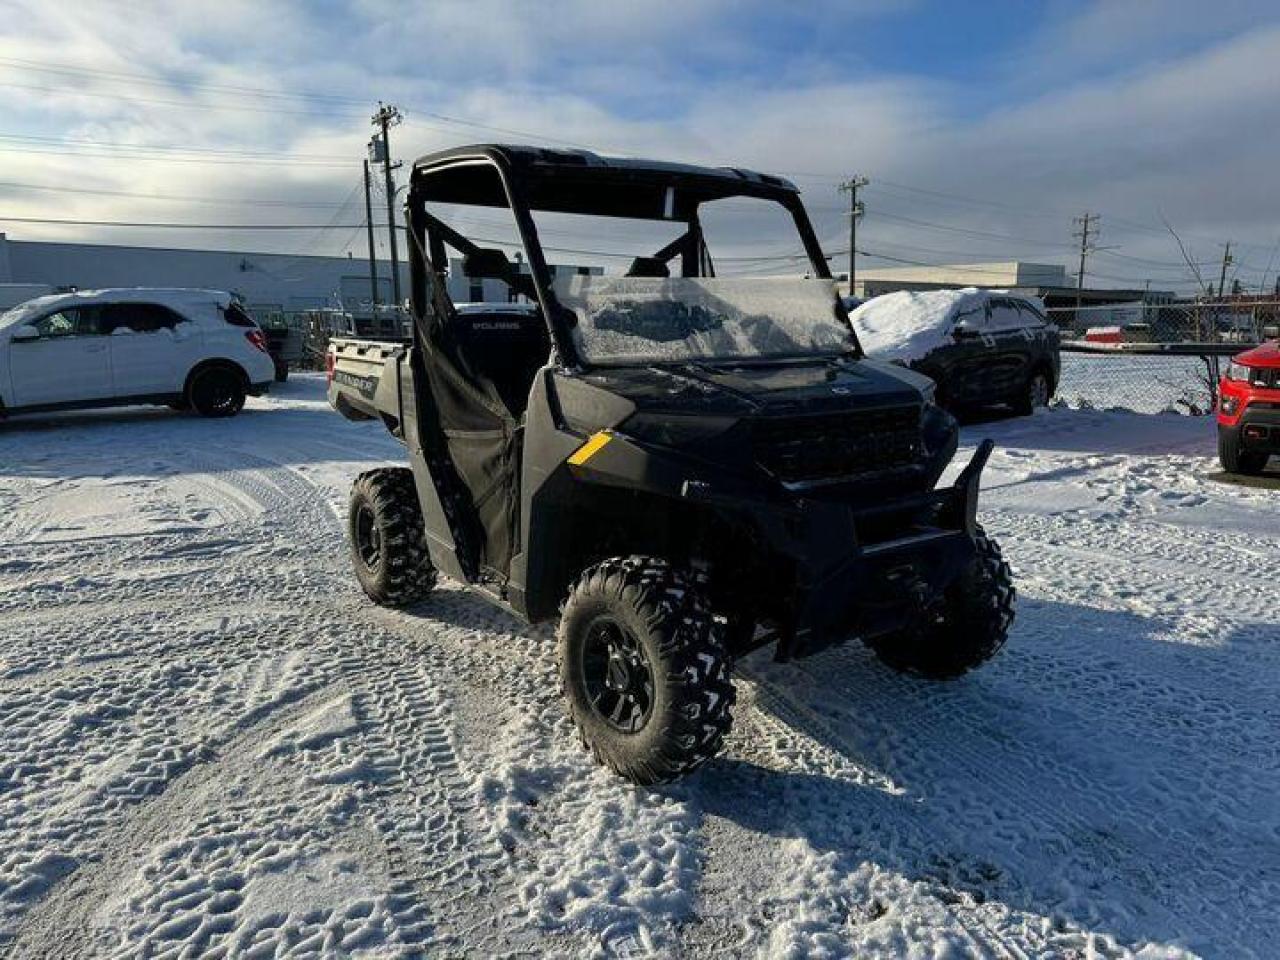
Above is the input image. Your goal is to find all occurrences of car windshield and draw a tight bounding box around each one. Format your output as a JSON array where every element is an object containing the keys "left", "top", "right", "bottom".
[
  {"left": 0, "top": 297, "right": 60, "bottom": 327},
  {"left": 553, "top": 276, "right": 856, "bottom": 365}
]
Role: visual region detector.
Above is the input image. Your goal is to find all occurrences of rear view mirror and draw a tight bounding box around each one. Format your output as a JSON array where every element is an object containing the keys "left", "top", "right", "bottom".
[
  {"left": 463, "top": 248, "right": 514, "bottom": 281},
  {"left": 953, "top": 322, "right": 980, "bottom": 340},
  {"left": 9, "top": 324, "right": 38, "bottom": 342}
]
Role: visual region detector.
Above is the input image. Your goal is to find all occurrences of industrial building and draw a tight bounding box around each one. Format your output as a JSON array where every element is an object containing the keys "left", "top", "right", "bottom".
[
  {"left": 0, "top": 234, "right": 599, "bottom": 315},
  {"left": 850, "top": 260, "right": 1171, "bottom": 307}
]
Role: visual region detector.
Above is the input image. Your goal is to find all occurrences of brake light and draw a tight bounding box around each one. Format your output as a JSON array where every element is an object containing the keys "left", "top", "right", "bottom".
[
  {"left": 325, "top": 350, "right": 336, "bottom": 383},
  {"left": 245, "top": 330, "right": 269, "bottom": 353}
]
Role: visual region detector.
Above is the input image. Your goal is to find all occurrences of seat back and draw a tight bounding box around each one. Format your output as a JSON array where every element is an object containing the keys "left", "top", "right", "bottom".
[{"left": 449, "top": 306, "right": 550, "bottom": 416}]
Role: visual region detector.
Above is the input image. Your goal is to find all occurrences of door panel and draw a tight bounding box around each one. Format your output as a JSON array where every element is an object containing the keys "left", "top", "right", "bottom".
[
  {"left": 102, "top": 303, "right": 186, "bottom": 396},
  {"left": 8, "top": 306, "right": 113, "bottom": 407},
  {"left": 985, "top": 299, "right": 1032, "bottom": 398},
  {"left": 946, "top": 304, "right": 992, "bottom": 404}
]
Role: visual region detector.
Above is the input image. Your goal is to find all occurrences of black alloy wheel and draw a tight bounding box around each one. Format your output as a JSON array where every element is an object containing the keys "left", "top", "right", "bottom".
[{"left": 580, "top": 616, "right": 655, "bottom": 734}]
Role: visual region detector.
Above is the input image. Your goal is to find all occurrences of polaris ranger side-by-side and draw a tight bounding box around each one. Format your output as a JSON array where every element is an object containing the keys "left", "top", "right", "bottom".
[{"left": 327, "top": 145, "right": 1015, "bottom": 785}]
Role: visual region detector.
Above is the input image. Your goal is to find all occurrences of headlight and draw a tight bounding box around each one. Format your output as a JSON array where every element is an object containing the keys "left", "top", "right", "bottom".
[
  {"left": 621, "top": 413, "right": 737, "bottom": 447},
  {"left": 1225, "top": 361, "right": 1252, "bottom": 382}
]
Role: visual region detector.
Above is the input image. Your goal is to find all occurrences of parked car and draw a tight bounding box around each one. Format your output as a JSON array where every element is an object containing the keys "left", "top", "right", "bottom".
[
  {"left": 0, "top": 288, "right": 274, "bottom": 419},
  {"left": 1217, "top": 339, "right": 1280, "bottom": 474},
  {"left": 850, "top": 288, "right": 1060, "bottom": 416}
]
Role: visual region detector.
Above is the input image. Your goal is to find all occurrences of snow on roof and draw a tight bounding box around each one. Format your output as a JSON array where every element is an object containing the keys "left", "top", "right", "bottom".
[
  {"left": 1, "top": 287, "right": 235, "bottom": 326},
  {"left": 849, "top": 287, "right": 993, "bottom": 362}
]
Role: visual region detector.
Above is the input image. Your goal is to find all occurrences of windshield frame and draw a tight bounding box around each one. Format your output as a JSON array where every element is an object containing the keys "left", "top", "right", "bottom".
[{"left": 406, "top": 149, "right": 863, "bottom": 372}]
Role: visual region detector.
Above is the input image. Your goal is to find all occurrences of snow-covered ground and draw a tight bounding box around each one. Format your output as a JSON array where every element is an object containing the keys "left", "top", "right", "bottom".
[{"left": 1, "top": 374, "right": 1277, "bottom": 958}]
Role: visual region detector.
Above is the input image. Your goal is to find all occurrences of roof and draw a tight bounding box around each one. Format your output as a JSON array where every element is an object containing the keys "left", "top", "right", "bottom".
[
  {"left": 414, "top": 143, "right": 798, "bottom": 191},
  {"left": 410, "top": 143, "right": 801, "bottom": 219},
  {"left": 1, "top": 287, "right": 233, "bottom": 323}
]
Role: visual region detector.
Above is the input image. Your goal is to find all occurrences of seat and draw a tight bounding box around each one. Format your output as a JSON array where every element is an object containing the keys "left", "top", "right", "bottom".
[
  {"left": 449, "top": 308, "right": 550, "bottom": 417},
  {"left": 624, "top": 256, "right": 670, "bottom": 278}
]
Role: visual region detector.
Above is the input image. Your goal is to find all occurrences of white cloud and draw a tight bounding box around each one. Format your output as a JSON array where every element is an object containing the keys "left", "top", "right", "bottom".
[{"left": 0, "top": 0, "right": 1278, "bottom": 290}]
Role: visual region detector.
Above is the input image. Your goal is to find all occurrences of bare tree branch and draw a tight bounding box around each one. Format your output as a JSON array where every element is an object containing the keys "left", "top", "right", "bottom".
[{"left": 1160, "top": 214, "right": 1209, "bottom": 296}]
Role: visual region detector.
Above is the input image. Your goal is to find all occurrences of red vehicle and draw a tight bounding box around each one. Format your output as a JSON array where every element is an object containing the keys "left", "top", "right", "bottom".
[{"left": 1218, "top": 339, "right": 1280, "bottom": 474}]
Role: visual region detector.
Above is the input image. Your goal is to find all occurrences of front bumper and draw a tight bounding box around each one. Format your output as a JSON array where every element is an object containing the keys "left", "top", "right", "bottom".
[
  {"left": 1219, "top": 402, "right": 1280, "bottom": 454},
  {"left": 683, "top": 441, "right": 995, "bottom": 660}
]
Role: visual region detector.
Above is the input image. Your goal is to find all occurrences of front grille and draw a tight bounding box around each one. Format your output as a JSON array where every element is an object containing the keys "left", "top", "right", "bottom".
[
  {"left": 753, "top": 405, "right": 922, "bottom": 484},
  {"left": 1249, "top": 368, "right": 1280, "bottom": 389}
]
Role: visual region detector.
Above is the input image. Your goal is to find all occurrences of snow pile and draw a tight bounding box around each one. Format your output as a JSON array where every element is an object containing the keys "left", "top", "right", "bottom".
[{"left": 850, "top": 287, "right": 990, "bottom": 362}]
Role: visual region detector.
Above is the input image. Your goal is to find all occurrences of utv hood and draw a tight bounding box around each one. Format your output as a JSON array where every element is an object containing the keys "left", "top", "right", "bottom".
[{"left": 579, "top": 356, "right": 926, "bottom": 418}]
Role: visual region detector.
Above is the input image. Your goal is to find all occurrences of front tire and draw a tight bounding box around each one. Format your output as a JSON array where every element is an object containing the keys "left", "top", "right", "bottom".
[
  {"left": 348, "top": 468, "right": 437, "bottom": 606},
  {"left": 559, "top": 558, "right": 735, "bottom": 785},
  {"left": 188, "top": 366, "right": 246, "bottom": 418},
  {"left": 865, "top": 527, "right": 1015, "bottom": 679},
  {"left": 1218, "top": 431, "right": 1269, "bottom": 475}
]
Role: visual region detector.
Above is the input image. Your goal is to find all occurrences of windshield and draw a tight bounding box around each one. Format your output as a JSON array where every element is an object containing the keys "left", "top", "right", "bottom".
[
  {"left": 553, "top": 276, "right": 856, "bottom": 365},
  {"left": 1, "top": 297, "right": 59, "bottom": 328}
]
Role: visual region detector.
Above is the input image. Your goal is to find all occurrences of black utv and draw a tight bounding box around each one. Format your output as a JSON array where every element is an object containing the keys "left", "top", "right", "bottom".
[{"left": 327, "top": 144, "right": 1015, "bottom": 785}]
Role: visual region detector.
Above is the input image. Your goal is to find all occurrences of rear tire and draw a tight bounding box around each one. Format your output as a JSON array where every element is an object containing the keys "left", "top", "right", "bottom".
[
  {"left": 865, "top": 526, "right": 1015, "bottom": 679},
  {"left": 1218, "top": 432, "right": 1269, "bottom": 475},
  {"left": 1013, "top": 368, "right": 1052, "bottom": 416},
  {"left": 188, "top": 366, "right": 246, "bottom": 418},
  {"left": 348, "top": 468, "right": 437, "bottom": 606},
  {"left": 559, "top": 557, "right": 735, "bottom": 785}
]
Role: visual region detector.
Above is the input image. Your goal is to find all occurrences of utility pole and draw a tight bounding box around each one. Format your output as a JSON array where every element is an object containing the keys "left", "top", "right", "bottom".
[
  {"left": 838, "top": 176, "right": 868, "bottom": 297},
  {"left": 362, "top": 158, "right": 379, "bottom": 308},
  {"left": 1216, "top": 241, "right": 1232, "bottom": 301},
  {"left": 1072, "top": 213, "right": 1096, "bottom": 309},
  {"left": 371, "top": 102, "right": 404, "bottom": 305}
]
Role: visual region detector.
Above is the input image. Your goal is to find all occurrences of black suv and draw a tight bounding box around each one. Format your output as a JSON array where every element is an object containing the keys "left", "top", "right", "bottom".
[{"left": 854, "top": 290, "right": 1061, "bottom": 416}]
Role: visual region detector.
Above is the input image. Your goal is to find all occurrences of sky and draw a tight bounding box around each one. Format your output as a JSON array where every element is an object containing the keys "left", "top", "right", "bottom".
[{"left": 2, "top": 0, "right": 1279, "bottom": 294}]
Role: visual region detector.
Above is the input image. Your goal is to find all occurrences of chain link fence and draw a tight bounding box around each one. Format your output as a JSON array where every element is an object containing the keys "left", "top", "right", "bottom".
[
  {"left": 1046, "top": 299, "right": 1280, "bottom": 344},
  {"left": 1053, "top": 350, "right": 1224, "bottom": 415},
  {"left": 1045, "top": 301, "right": 1279, "bottom": 416}
]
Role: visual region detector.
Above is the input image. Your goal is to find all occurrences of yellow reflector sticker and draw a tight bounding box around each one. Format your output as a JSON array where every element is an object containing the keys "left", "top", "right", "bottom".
[{"left": 568, "top": 431, "right": 612, "bottom": 466}]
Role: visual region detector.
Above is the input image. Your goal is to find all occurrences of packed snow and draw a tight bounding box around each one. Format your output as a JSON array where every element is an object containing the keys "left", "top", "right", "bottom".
[{"left": 1, "top": 374, "right": 1277, "bottom": 958}]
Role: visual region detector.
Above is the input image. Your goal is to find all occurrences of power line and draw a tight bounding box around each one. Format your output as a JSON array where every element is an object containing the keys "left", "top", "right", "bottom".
[
  {"left": 0, "top": 55, "right": 614, "bottom": 153},
  {"left": 0, "top": 132, "right": 351, "bottom": 161},
  {"left": 865, "top": 209, "right": 1076, "bottom": 248},
  {"left": 0, "top": 215, "right": 370, "bottom": 229},
  {"left": 0, "top": 178, "right": 350, "bottom": 207}
]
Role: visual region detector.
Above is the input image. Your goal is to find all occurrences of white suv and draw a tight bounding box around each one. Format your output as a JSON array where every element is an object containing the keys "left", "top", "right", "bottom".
[{"left": 0, "top": 288, "right": 275, "bottom": 418}]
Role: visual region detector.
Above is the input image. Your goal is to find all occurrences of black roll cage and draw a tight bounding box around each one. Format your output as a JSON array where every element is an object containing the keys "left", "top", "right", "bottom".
[{"left": 404, "top": 145, "right": 846, "bottom": 370}]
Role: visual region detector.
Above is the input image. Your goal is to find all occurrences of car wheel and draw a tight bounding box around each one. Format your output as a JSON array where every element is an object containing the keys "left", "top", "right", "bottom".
[
  {"left": 559, "top": 557, "right": 735, "bottom": 785},
  {"left": 188, "top": 366, "right": 246, "bottom": 418},
  {"left": 1014, "top": 369, "right": 1052, "bottom": 416},
  {"left": 1218, "top": 431, "right": 1269, "bottom": 475}
]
